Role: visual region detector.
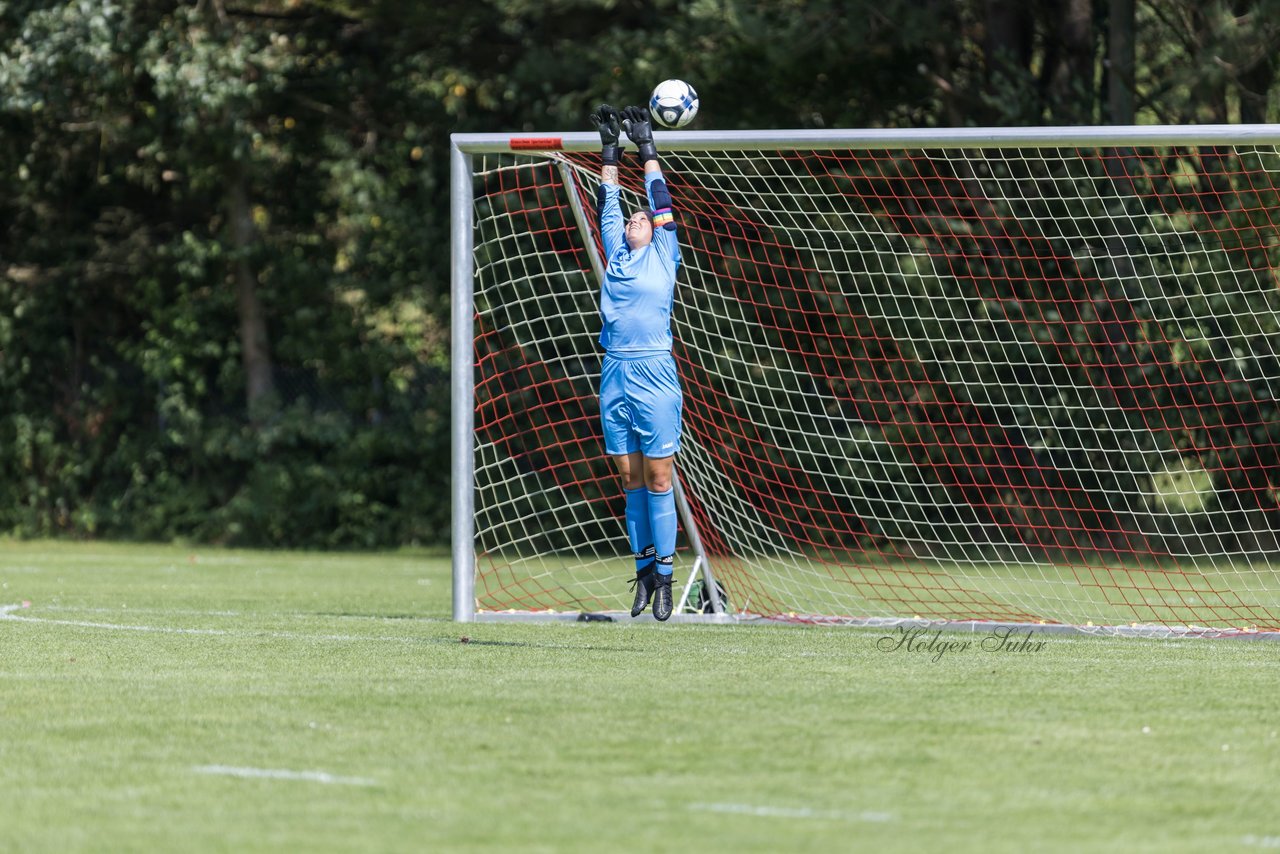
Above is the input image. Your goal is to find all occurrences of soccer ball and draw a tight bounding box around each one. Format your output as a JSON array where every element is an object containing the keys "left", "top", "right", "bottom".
[{"left": 649, "top": 79, "right": 699, "bottom": 129}]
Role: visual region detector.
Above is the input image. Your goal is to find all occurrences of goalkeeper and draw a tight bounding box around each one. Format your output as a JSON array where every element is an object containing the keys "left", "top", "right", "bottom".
[{"left": 590, "top": 104, "right": 683, "bottom": 622}]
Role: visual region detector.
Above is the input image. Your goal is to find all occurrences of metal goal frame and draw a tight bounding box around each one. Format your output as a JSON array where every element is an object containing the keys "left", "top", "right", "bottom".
[{"left": 451, "top": 124, "right": 1280, "bottom": 632}]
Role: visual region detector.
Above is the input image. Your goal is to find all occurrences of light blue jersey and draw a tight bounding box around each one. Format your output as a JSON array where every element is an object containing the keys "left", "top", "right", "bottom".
[
  {"left": 596, "top": 170, "right": 683, "bottom": 459},
  {"left": 597, "top": 171, "right": 681, "bottom": 356}
]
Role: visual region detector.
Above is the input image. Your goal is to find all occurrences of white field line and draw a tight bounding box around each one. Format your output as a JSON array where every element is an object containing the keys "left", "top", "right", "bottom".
[
  {"left": 0, "top": 604, "right": 231, "bottom": 636},
  {"left": 40, "top": 606, "right": 246, "bottom": 617},
  {"left": 0, "top": 603, "right": 419, "bottom": 644},
  {"left": 1243, "top": 835, "right": 1280, "bottom": 849},
  {"left": 34, "top": 605, "right": 441, "bottom": 622},
  {"left": 690, "top": 802, "right": 893, "bottom": 823},
  {"left": 194, "top": 765, "right": 377, "bottom": 787},
  {"left": 0, "top": 604, "right": 644, "bottom": 653}
]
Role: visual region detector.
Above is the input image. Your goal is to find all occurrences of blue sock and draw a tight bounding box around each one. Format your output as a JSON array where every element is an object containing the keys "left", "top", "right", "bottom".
[
  {"left": 625, "top": 487, "right": 655, "bottom": 574},
  {"left": 648, "top": 487, "right": 677, "bottom": 576}
]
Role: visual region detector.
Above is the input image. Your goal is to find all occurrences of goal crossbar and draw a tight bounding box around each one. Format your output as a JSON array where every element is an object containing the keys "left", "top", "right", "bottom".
[{"left": 452, "top": 124, "right": 1280, "bottom": 154}]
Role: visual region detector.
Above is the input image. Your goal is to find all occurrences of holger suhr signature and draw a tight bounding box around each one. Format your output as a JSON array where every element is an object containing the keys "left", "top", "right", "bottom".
[{"left": 876, "top": 625, "right": 1048, "bottom": 662}]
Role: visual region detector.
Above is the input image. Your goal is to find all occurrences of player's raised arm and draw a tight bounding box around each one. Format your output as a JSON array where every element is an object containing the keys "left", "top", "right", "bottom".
[
  {"left": 591, "top": 104, "right": 627, "bottom": 257},
  {"left": 622, "top": 106, "right": 680, "bottom": 266}
]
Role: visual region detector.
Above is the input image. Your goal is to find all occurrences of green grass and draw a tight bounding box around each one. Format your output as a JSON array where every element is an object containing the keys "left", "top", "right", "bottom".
[
  {"left": 483, "top": 552, "right": 1280, "bottom": 630},
  {"left": 2, "top": 540, "right": 1279, "bottom": 852}
]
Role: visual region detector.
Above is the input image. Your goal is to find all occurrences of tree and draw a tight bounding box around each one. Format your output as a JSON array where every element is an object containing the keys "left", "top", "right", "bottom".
[
  {"left": 3, "top": 0, "right": 1280, "bottom": 545},
  {"left": 1109, "top": 0, "right": 1136, "bottom": 123}
]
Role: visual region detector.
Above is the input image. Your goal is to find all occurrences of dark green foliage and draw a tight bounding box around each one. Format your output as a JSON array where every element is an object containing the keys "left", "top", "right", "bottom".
[
  {"left": 3, "top": 0, "right": 1280, "bottom": 546},
  {"left": 0, "top": 1, "right": 451, "bottom": 545}
]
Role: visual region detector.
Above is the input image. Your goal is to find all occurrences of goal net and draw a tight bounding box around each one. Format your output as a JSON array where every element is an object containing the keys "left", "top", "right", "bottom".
[{"left": 452, "top": 127, "right": 1280, "bottom": 636}]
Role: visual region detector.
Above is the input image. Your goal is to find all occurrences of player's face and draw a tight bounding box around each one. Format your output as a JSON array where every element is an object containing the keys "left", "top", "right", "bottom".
[{"left": 625, "top": 211, "right": 653, "bottom": 248}]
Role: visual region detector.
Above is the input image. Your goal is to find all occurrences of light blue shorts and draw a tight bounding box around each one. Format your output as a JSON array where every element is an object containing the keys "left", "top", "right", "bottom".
[{"left": 600, "top": 353, "right": 683, "bottom": 458}]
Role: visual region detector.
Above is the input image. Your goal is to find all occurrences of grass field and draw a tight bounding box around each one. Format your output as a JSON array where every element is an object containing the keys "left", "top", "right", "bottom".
[{"left": 2, "top": 540, "right": 1279, "bottom": 852}]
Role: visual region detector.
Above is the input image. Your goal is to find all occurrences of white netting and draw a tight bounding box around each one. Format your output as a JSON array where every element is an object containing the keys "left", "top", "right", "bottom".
[{"left": 466, "top": 140, "right": 1280, "bottom": 635}]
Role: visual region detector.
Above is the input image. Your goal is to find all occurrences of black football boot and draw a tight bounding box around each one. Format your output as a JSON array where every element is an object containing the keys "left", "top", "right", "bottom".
[
  {"left": 629, "top": 565, "right": 656, "bottom": 617},
  {"left": 652, "top": 570, "right": 674, "bottom": 622}
]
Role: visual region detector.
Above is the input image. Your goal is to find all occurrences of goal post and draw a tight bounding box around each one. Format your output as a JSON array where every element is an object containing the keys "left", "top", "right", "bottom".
[
  {"left": 451, "top": 139, "right": 476, "bottom": 624},
  {"left": 451, "top": 125, "right": 1280, "bottom": 636}
]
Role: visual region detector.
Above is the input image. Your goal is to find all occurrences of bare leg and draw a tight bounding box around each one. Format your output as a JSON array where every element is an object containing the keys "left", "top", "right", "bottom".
[
  {"left": 612, "top": 451, "right": 645, "bottom": 491},
  {"left": 643, "top": 454, "right": 673, "bottom": 492}
]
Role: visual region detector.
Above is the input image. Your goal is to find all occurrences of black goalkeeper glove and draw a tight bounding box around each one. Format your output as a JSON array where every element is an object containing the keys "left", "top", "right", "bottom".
[
  {"left": 621, "top": 105, "right": 657, "bottom": 164},
  {"left": 590, "top": 104, "right": 624, "bottom": 166}
]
